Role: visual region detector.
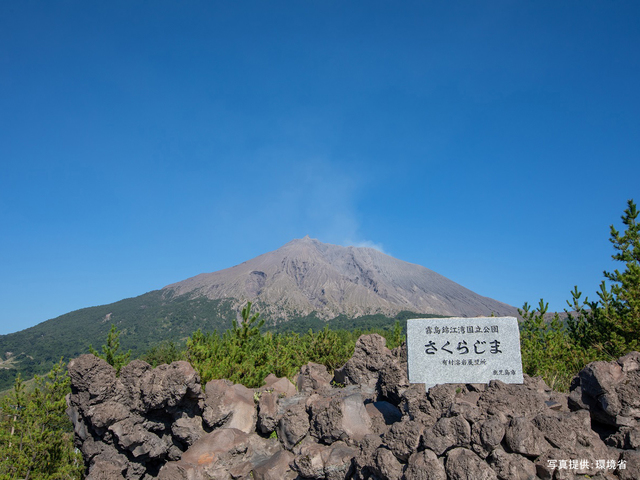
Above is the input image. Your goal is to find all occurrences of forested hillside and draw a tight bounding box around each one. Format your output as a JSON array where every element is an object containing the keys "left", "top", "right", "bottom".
[
  {"left": 0, "top": 287, "right": 436, "bottom": 391},
  {"left": 0, "top": 292, "right": 237, "bottom": 390}
]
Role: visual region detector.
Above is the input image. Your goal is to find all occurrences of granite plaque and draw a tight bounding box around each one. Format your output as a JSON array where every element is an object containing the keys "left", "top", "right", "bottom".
[{"left": 407, "top": 317, "right": 523, "bottom": 387}]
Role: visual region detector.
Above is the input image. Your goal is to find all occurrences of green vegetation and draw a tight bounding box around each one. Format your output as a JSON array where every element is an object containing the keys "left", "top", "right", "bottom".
[
  {"left": 0, "top": 311, "right": 406, "bottom": 475},
  {"left": 1, "top": 199, "right": 636, "bottom": 475},
  {"left": 0, "top": 360, "right": 83, "bottom": 479},
  {"left": 521, "top": 199, "right": 639, "bottom": 391},
  {"left": 141, "top": 340, "right": 183, "bottom": 367},
  {"left": 567, "top": 199, "right": 640, "bottom": 358},
  {"left": 89, "top": 324, "right": 131, "bottom": 374},
  {"left": 0, "top": 287, "right": 435, "bottom": 391},
  {"left": 185, "top": 302, "right": 405, "bottom": 388},
  {"left": 267, "top": 309, "right": 445, "bottom": 335},
  {"left": 0, "top": 293, "right": 238, "bottom": 390},
  {"left": 518, "top": 300, "right": 590, "bottom": 391}
]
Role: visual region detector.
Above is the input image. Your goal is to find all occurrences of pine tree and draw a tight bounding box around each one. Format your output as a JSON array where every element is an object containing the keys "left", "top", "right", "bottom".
[
  {"left": 518, "top": 300, "right": 587, "bottom": 390},
  {"left": 604, "top": 199, "right": 640, "bottom": 349},
  {"left": 568, "top": 199, "right": 640, "bottom": 358},
  {"left": 89, "top": 323, "right": 131, "bottom": 374},
  {"left": 232, "top": 301, "right": 264, "bottom": 342},
  {"left": 0, "top": 360, "right": 83, "bottom": 479}
]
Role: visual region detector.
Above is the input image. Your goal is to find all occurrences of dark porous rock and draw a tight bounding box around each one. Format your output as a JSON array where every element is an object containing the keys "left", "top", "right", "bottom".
[
  {"left": 296, "top": 362, "right": 334, "bottom": 392},
  {"left": 333, "top": 334, "right": 389, "bottom": 388},
  {"left": 85, "top": 459, "right": 128, "bottom": 480},
  {"left": 525, "top": 374, "right": 552, "bottom": 393},
  {"left": 108, "top": 417, "right": 169, "bottom": 460},
  {"left": 487, "top": 447, "right": 536, "bottom": 480},
  {"left": 352, "top": 434, "right": 385, "bottom": 479},
  {"left": 86, "top": 446, "right": 131, "bottom": 480},
  {"left": 373, "top": 447, "right": 404, "bottom": 480},
  {"left": 365, "top": 400, "right": 402, "bottom": 435},
  {"left": 606, "top": 425, "right": 640, "bottom": 449},
  {"left": 504, "top": 416, "right": 551, "bottom": 458},
  {"left": 405, "top": 449, "right": 447, "bottom": 480},
  {"left": 293, "top": 441, "right": 328, "bottom": 479},
  {"left": 392, "top": 341, "right": 407, "bottom": 367},
  {"left": 293, "top": 441, "right": 357, "bottom": 480},
  {"left": 202, "top": 378, "right": 257, "bottom": 433},
  {"left": 276, "top": 394, "right": 311, "bottom": 450},
  {"left": 155, "top": 463, "right": 189, "bottom": 480},
  {"left": 533, "top": 448, "right": 564, "bottom": 480},
  {"left": 68, "top": 354, "right": 119, "bottom": 406},
  {"left": 477, "top": 378, "right": 550, "bottom": 420},
  {"left": 85, "top": 401, "right": 132, "bottom": 431},
  {"left": 427, "top": 383, "right": 460, "bottom": 415},
  {"left": 399, "top": 383, "right": 438, "bottom": 424},
  {"left": 570, "top": 353, "right": 640, "bottom": 431},
  {"left": 445, "top": 447, "right": 498, "bottom": 480},
  {"left": 422, "top": 415, "right": 471, "bottom": 456},
  {"left": 618, "top": 351, "right": 640, "bottom": 376},
  {"left": 139, "top": 361, "right": 201, "bottom": 411},
  {"left": 382, "top": 418, "right": 423, "bottom": 462},
  {"left": 158, "top": 428, "right": 280, "bottom": 480},
  {"left": 378, "top": 352, "right": 410, "bottom": 404},
  {"left": 257, "top": 391, "right": 280, "bottom": 434},
  {"left": 171, "top": 412, "right": 205, "bottom": 447},
  {"left": 569, "top": 360, "right": 626, "bottom": 426},
  {"left": 532, "top": 447, "right": 621, "bottom": 480},
  {"left": 450, "top": 390, "right": 483, "bottom": 423},
  {"left": 617, "top": 448, "right": 640, "bottom": 480},
  {"left": 308, "top": 390, "right": 373, "bottom": 445},
  {"left": 533, "top": 409, "right": 610, "bottom": 463},
  {"left": 67, "top": 344, "right": 640, "bottom": 480},
  {"left": 262, "top": 373, "right": 297, "bottom": 397},
  {"left": 81, "top": 437, "right": 125, "bottom": 470},
  {"left": 333, "top": 334, "right": 408, "bottom": 403},
  {"left": 470, "top": 414, "right": 507, "bottom": 459},
  {"left": 322, "top": 442, "right": 358, "bottom": 480},
  {"left": 66, "top": 400, "right": 89, "bottom": 442},
  {"left": 118, "top": 359, "right": 152, "bottom": 410},
  {"left": 252, "top": 449, "right": 297, "bottom": 480}
]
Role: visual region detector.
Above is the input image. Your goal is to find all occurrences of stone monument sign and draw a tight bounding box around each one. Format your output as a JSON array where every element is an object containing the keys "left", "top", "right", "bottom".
[{"left": 407, "top": 317, "right": 523, "bottom": 387}]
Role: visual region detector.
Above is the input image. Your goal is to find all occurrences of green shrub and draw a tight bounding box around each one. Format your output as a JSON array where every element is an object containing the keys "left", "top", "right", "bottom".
[
  {"left": 0, "top": 360, "right": 83, "bottom": 479},
  {"left": 88, "top": 324, "right": 131, "bottom": 374},
  {"left": 520, "top": 199, "right": 639, "bottom": 390},
  {"left": 567, "top": 199, "right": 640, "bottom": 359},
  {"left": 518, "top": 300, "right": 591, "bottom": 391},
  {"left": 185, "top": 303, "right": 404, "bottom": 388},
  {"left": 141, "top": 340, "right": 183, "bottom": 367}
]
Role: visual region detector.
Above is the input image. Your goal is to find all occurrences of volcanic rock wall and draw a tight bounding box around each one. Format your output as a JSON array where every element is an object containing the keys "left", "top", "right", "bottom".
[{"left": 66, "top": 335, "right": 640, "bottom": 479}]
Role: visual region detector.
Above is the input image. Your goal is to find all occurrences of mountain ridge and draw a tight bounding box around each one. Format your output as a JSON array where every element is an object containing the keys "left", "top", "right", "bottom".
[
  {"left": 0, "top": 237, "right": 517, "bottom": 390},
  {"left": 164, "top": 236, "right": 518, "bottom": 320}
]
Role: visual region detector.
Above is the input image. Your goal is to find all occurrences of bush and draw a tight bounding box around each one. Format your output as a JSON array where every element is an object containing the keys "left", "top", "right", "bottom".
[
  {"left": 185, "top": 303, "right": 403, "bottom": 388},
  {"left": 88, "top": 324, "right": 131, "bottom": 374},
  {"left": 518, "top": 300, "right": 590, "bottom": 391},
  {"left": 567, "top": 199, "right": 640, "bottom": 359},
  {"left": 0, "top": 360, "right": 83, "bottom": 479},
  {"left": 141, "top": 340, "right": 183, "bottom": 367},
  {"left": 520, "top": 199, "right": 639, "bottom": 390}
]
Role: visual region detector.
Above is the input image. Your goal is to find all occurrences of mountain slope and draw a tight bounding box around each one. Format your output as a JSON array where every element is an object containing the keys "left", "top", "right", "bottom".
[
  {"left": 165, "top": 236, "right": 518, "bottom": 320},
  {"left": 0, "top": 237, "right": 518, "bottom": 390},
  {"left": 0, "top": 292, "right": 237, "bottom": 390}
]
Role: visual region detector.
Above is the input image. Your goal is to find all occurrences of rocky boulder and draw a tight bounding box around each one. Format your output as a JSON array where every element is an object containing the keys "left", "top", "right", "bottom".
[{"left": 67, "top": 335, "right": 640, "bottom": 479}]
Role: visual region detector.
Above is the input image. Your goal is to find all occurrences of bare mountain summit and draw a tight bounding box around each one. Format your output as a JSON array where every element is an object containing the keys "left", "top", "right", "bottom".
[{"left": 164, "top": 236, "right": 518, "bottom": 320}]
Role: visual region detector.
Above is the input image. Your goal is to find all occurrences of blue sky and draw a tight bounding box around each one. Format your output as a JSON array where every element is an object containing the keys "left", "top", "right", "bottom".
[{"left": 1, "top": 1, "right": 638, "bottom": 335}]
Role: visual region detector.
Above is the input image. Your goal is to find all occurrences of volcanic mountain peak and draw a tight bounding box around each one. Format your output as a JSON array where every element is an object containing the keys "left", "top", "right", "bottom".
[{"left": 163, "top": 237, "right": 517, "bottom": 320}]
